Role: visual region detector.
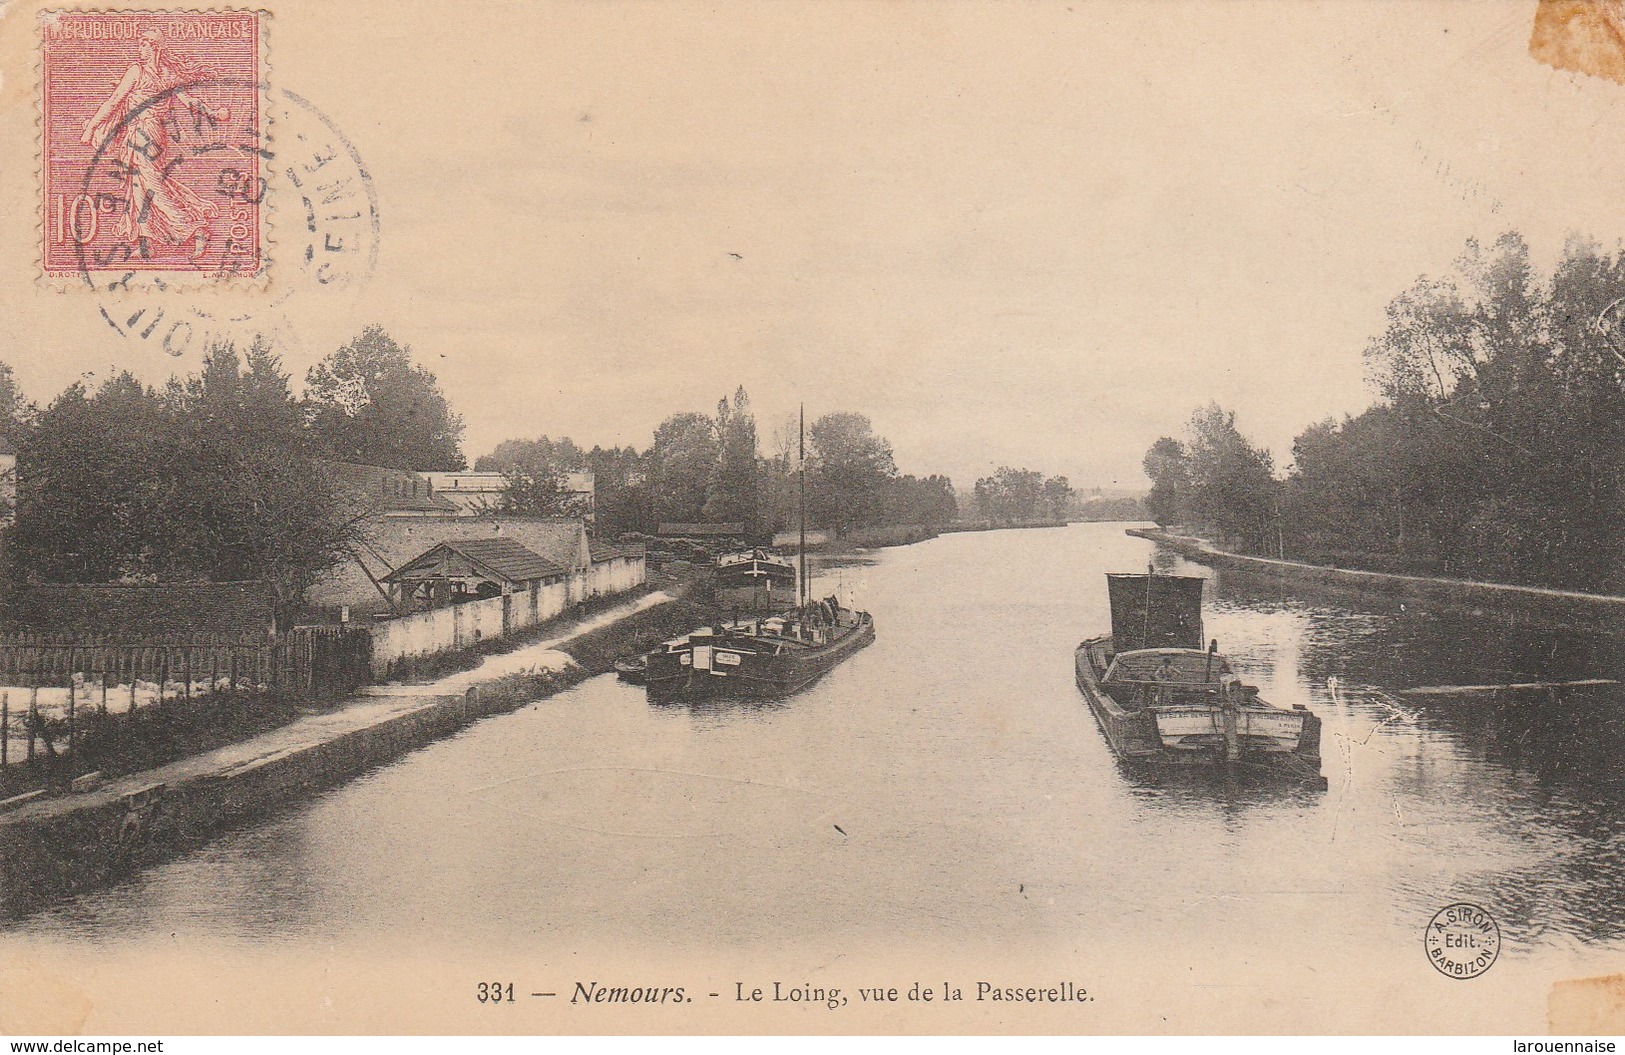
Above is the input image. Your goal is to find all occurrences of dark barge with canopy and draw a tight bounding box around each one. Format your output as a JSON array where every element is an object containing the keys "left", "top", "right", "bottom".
[{"left": 1073, "top": 571, "right": 1324, "bottom": 783}]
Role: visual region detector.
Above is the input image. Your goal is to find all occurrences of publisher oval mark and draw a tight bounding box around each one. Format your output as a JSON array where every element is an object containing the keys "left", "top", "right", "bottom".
[{"left": 1424, "top": 902, "right": 1501, "bottom": 979}]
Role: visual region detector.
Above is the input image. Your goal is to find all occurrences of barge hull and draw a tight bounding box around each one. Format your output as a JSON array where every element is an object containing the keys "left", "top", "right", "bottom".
[
  {"left": 1074, "top": 635, "right": 1324, "bottom": 781},
  {"left": 646, "top": 618, "right": 875, "bottom": 702}
]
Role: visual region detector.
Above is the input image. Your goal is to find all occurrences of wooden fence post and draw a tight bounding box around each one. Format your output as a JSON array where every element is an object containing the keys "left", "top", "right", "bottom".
[
  {"left": 100, "top": 673, "right": 108, "bottom": 716},
  {"left": 65, "top": 675, "right": 75, "bottom": 782},
  {"left": 26, "top": 684, "right": 37, "bottom": 763},
  {"left": 182, "top": 648, "right": 191, "bottom": 703}
]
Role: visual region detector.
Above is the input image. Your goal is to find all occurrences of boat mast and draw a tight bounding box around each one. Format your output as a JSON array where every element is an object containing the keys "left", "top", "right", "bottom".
[
  {"left": 1142, "top": 563, "right": 1153, "bottom": 649},
  {"left": 798, "top": 403, "right": 808, "bottom": 611}
]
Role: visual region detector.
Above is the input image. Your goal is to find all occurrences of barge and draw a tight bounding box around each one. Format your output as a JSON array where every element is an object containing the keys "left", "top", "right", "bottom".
[
  {"left": 645, "top": 598, "right": 874, "bottom": 701},
  {"left": 1074, "top": 572, "right": 1324, "bottom": 783}
]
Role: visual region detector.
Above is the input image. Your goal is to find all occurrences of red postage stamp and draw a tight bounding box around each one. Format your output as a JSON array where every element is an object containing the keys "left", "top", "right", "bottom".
[{"left": 40, "top": 10, "right": 266, "bottom": 282}]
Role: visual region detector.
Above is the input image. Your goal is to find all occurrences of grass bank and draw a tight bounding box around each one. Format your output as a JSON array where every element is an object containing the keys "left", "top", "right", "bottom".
[{"left": 1129, "top": 527, "right": 1625, "bottom": 632}]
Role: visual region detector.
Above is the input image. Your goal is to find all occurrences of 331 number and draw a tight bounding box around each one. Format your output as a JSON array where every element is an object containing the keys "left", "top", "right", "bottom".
[{"left": 477, "top": 981, "right": 514, "bottom": 1004}]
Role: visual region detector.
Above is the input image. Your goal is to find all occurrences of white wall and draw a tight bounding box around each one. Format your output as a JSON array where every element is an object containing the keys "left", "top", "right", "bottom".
[
  {"left": 590, "top": 555, "right": 647, "bottom": 597},
  {"left": 368, "top": 572, "right": 594, "bottom": 676}
]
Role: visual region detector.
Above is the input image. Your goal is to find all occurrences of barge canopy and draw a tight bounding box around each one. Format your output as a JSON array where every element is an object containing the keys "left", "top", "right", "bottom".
[{"left": 1106, "top": 573, "right": 1206, "bottom": 652}]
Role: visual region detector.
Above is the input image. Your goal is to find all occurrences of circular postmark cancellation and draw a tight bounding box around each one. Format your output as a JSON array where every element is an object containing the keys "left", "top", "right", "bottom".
[
  {"left": 41, "top": 11, "right": 379, "bottom": 359},
  {"left": 1424, "top": 902, "right": 1502, "bottom": 979},
  {"left": 83, "top": 83, "right": 381, "bottom": 359}
]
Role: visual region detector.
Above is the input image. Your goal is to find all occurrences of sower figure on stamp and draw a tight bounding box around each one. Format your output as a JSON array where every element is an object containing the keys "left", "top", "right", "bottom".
[{"left": 79, "top": 27, "right": 227, "bottom": 262}]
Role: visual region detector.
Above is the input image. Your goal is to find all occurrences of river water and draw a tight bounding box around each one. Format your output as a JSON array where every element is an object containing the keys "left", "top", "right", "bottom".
[{"left": 10, "top": 523, "right": 1625, "bottom": 1033}]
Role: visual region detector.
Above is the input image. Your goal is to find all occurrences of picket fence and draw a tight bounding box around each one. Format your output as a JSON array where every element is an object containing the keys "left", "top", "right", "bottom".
[{"left": 0, "top": 627, "right": 371, "bottom": 698}]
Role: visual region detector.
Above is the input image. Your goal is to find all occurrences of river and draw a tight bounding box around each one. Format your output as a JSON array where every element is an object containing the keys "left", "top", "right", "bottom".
[{"left": 9, "top": 523, "right": 1625, "bottom": 1033}]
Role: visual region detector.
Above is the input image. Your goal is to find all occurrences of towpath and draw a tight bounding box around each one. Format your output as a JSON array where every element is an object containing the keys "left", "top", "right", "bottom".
[
  {"left": 361, "top": 589, "right": 674, "bottom": 696},
  {"left": 0, "top": 590, "right": 675, "bottom": 827}
]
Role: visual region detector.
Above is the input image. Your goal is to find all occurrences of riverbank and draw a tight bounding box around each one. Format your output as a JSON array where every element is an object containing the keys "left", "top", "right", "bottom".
[
  {"left": 939, "top": 517, "right": 1068, "bottom": 534},
  {"left": 800, "top": 518, "right": 1069, "bottom": 556},
  {"left": 0, "top": 589, "right": 707, "bottom": 918},
  {"left": 1128, "top": 527, "right": 1625, "bottom": 631}
]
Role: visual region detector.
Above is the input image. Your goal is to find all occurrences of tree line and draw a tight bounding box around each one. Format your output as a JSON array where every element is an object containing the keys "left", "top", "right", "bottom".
[
  {"left": 1142, "top": 233, "right": 1625, "bottom": 593},
  {"left": 480, "top": 389, "right": 961, "bottom": 540},
  {"left": 0, "top": 329, "right": 984, "bottom": 612},
  {"left": 970, "top": 467, "right": 1074, "bottom": 522},
  {"left": 3, "top": 327, "right": 465, "bottom": 608}
]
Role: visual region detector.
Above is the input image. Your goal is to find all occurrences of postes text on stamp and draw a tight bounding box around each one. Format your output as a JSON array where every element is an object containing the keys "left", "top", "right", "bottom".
[
  {"left": 41, "top": 10, "right": 266, "bottom": 283},
  {"left": 1425, "top": 902, "right": 1502, "bottom": 980}
]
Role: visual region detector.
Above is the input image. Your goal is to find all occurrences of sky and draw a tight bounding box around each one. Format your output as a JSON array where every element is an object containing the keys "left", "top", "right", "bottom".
[{"left": 5, "top": 0, "right": 1625, "bottom": 490}]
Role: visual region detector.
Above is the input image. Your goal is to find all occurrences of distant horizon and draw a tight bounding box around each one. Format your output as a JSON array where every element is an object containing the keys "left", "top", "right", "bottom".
[{"left": 7, "top": 2, "right": 1625, "bottom": 493}]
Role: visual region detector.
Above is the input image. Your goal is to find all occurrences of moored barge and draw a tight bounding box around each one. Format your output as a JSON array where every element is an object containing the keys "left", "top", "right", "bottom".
[
  {"left": 645, "top": 597, "right": 875, "bottom": 701},
  {"left": 714, "top": 548, "right": 798, "bottom": 613}
]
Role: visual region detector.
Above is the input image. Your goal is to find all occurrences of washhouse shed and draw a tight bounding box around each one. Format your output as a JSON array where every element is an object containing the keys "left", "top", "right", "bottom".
[{"left": 380, "top": 537, "right": 568, "bottom": 612}]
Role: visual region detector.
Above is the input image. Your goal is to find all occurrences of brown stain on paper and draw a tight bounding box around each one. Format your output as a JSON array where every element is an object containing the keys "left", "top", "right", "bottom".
[
  {"left": 0, "top": 956, "right": 96, "bottom": 1035},
  {"left": 1550, "top": 972, "right": 1625, "bottom": 1034},
  {"left": 1529, "top": 0, "right": 1625, "bottom": 86}
]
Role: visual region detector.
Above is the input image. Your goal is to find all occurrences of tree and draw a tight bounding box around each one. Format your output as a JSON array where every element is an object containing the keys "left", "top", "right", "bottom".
[
  {"left": 1301, "top": 231, "right": 1625, "bottom": 589},
  {"left": 0, "top": 362, "right": 32, "bottom": 447},
  {"left": 476, "top": 436, "right": 589, "bottom": 517},
  {"left": 1182, "top": 403, "right": 1279, "bottom": 553},
  {"left": 760, "top": 413, "right": 801, "bottom": 535},
  {"left": 702, "top": 387, "right": 762, "bottom": 530},
  {"left": 9, "top": 345, "right": 359, "bottom": 612},
  {"left": 647, "top": 412, "right": 718, "bottom": 526},
  {"left": 807, "top": 412, "right": 896, "bottom": 537},
  {"left": 11, "top": 374, "right": 170, "bottom": 583},
  {"left": 1041, "top": 475, "right": 1074, "bottom": 519},
  {"left": 587, "top": 444, "right": 650, "bottom": 535},
  {"left": 1141, "top": 436, "right": 1189, "bottom": 527},
  {"left": 973, "top": 466, "right": 1046, "bottom": 521},
  {"left": 159, "top": 340, "right": 355, "bottom": 607},
  {"left": 879, "top": 473, "right": 959, "bottom": 527},
  {"left": 477, "top": 436, "right": 586, "bottom": 476},
  {"left": 305, "top": 325, "right": 465, "bottom": 471}
]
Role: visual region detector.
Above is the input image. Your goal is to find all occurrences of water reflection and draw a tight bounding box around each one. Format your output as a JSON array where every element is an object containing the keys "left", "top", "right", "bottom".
[
  {"left": 10, "top": 522, "right": 1625, "bottom": 970},
  {"left": 649, "top": 694, "right": 794, "bottom": 722}
]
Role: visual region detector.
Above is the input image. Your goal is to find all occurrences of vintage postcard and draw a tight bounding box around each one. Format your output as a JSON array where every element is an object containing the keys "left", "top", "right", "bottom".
[{"left": 1, "top": 0, "right": 1624, "bottom": 1040}]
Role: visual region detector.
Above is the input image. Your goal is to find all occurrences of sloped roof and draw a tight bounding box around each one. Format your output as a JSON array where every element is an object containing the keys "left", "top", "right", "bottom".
[
  {"left": 8, "top": 581, "right": 276, "bottom": 635},
  {"left": 383, "top": 537, "right": 567, "bottom": 586},
  {"left": 588, "top": 540, "right": 622, "bottom": 562},
  {"left": 317, "top": 459, "right": 459, "bottom": 514}
]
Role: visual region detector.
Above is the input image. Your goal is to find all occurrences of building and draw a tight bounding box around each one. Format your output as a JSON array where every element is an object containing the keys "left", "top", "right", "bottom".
[
  {"left": 421, "top": 470, "right": 595, "bottom": 521},
  {"left": 309, "top": 514, "right": 595, "bottom": 618},
  {"left": 366, "top": 533, "right": 644, "bottom": 676},
  {"left": 380, "top": 537, "right": 569, "bottom": 612},
  {"left": 316, "top": 460, "right": 460, "bottom": 519},
  {"left": 588, "top": 540, "right": 647, "bottom": 598}
]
